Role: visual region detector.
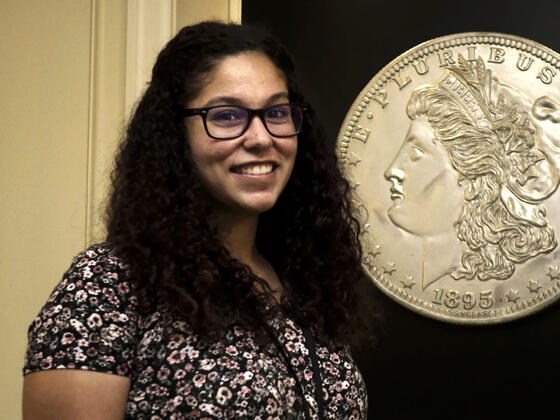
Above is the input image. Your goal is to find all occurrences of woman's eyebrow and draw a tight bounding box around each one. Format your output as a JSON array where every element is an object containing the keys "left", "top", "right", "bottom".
[
  {"left": 204, "top": 92, "right": 290, "bottom": 108},
  {"left": 204, "top": 96, "right": 244, "bottom": 107},
  {"left": 264, "top": 92, "right": 290, "bottom": 105}
]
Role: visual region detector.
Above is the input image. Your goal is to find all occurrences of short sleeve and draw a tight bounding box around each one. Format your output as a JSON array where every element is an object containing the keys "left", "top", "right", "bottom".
[{"left": 24, "top": 243, "right": 139, "bottom": 377}]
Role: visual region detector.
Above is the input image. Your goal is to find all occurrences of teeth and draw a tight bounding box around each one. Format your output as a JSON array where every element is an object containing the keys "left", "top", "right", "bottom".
[{"left": 237, "top": 164, "right": 274, "bottom": 175}]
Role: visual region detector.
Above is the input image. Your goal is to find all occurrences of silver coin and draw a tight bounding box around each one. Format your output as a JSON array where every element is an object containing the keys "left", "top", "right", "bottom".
[{"left": 337, "top": 32, "right": 560, "bottom": 324}]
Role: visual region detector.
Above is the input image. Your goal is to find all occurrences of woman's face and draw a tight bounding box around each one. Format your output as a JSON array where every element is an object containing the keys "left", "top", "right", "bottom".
[
  {"left": 384, "top": 118, "right": 463, "bottom": 237},
  {"left": 185, "top": 52, "right": 297, "bottom": 217}
]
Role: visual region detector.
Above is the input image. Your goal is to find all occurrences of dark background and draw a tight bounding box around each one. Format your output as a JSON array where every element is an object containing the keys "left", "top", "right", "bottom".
[{"left": 244, "top": 1, "right": 560, "bottom": 418}]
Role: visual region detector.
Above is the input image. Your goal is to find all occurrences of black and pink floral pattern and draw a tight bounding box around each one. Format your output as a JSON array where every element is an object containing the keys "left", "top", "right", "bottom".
[{"left": 24, "top": 244, "right": 367, "bottom": 419}]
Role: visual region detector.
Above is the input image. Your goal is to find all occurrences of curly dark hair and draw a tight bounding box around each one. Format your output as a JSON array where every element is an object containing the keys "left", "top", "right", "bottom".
[{"left": 106, "top": 21, "right": 372, "bottom": 344}]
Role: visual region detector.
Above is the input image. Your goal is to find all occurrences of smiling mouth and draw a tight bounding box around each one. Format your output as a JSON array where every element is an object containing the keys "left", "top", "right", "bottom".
[{"left": 232, "top": 163, "right": 276, "bottom": 175}]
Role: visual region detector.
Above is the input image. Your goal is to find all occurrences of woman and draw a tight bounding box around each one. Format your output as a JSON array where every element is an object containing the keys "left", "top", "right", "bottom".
[
  {"left": 385, "top": 55, "right": 557, "bottom": 288},
  {"left": 23, "top": 22, "right": 370, "bottom": 419}
]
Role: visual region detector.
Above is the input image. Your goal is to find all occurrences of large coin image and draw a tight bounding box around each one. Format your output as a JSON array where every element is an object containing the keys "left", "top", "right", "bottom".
[{"left": 338, "top": 33, "right": 560, "bottom": 324}]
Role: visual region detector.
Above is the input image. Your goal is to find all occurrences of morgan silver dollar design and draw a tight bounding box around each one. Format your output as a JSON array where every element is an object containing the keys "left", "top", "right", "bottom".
[{"left": 337, "top": 33, "right": 560, "bottom": 324}]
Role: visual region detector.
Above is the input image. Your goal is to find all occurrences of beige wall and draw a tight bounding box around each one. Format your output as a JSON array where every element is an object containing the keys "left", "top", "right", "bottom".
[
  {"left": 0, "top": 1, "right": 240, "bottom": 418},
  {"left": 0, "top": 1, "right": 93, "bottom": 416}
]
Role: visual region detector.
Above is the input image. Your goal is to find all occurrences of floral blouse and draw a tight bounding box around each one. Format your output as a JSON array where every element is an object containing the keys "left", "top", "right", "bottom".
[{"left": 24, "top": 244, "right": 367, "bottom": 419}]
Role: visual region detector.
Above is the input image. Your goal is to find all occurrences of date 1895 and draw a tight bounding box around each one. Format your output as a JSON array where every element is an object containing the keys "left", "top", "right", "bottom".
[{"left": 432, "top": 289, "right": 494, "bottom": 310}]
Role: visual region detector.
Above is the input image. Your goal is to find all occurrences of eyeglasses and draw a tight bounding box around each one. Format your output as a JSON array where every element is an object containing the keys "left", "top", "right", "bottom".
[{"left": 176, "top": 103, "right": 306, "bottom": 140}]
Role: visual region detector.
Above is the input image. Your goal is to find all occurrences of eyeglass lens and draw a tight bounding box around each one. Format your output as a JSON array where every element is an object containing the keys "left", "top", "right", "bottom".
[{"left": 206, "top": 104, "right": 302, "bottom": 139}]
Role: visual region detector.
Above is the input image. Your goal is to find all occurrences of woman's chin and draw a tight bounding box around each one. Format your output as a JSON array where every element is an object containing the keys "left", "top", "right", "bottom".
[
  {"left": 214, "top": 198, "right": 278, "bottom": 218},
  {"left": 242, "top": 201, "right": 277, "bottom": 215},
  {"left": 235, "top": 191, "right": 282, "bottom": 214}
]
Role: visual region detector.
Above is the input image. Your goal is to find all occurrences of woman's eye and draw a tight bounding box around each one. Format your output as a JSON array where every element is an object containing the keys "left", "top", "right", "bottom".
[
  {"left": 266, "top": 106, "right": 290, "bottom": 121},
  {"left": 209, "top": 108, "right": 247, "bottom": 125},
  {"left": 212, "top": 110, "right": 241, "bottom": 121},
  {"left": 410, "top": 146, "right": 424, "bottom": 161}
]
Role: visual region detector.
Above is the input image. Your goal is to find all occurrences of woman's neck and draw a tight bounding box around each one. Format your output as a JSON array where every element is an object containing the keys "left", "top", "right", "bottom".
[
  {"left": 212, "top": 210, "right": 283, "bottom": 300},
  {"left": 421, "top": 231, "right": 464, "bottom": 290},
  {"left": 213, "top": 210, "right": 259, "bottom": 266}
]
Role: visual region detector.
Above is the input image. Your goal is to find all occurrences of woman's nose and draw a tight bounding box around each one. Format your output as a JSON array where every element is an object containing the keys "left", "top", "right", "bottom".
[
  {"left": 242, "top": 115, "right": 273, "bottom": 149},
  {"left": 384, "top": 166, "right": 405, "bottom": 182}
]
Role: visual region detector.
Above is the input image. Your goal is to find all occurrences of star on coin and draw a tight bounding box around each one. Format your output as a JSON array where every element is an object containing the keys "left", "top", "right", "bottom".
[
  {"left": 362, "top": 223, "right": 371, "bottom": 235},
  {"left": 527, "top": 279, "right": 542, "bottom": 294},
  {"left": 363, "top": 251, "right": 378, "bottom": 271},
  {"left": 547, "top": 266, "right": 560, "bottom": 281},
  {"left": 348, "top": 177, "right": 360, "bottom": 190},
  {"left": 347, "top": 152, "right": 362, "bottom": 166},
  {"left": 401, "top": 275, "right": 415, "bottom": 289},
  {"left": 505, "top": 289, "right": 520, "bottom": 303},
  {"left": 370, "top": 244, "right": 381, "bottom": 256},
  {"left": 383, "top": 262, "right": 396, "bottom": 275},
  {"left": 364, "top": 253, "right": 374, "bottom": 265}
]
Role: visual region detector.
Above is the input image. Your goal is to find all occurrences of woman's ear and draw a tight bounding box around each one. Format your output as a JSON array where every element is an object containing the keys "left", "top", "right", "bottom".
[{"left": 533, "top": 96, "right": 560, "bottom": 123}]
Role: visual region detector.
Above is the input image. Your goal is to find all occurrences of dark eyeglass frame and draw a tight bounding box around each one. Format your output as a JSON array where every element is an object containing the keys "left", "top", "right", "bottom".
[{"left": 175, "top": 103, "right": 307, "bottom": 140}]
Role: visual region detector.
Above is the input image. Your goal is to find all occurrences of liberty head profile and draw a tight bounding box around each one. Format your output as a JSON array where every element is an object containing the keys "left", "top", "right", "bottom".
[{"left": 384, "top": 55, "right": 558, "bottom": 289}]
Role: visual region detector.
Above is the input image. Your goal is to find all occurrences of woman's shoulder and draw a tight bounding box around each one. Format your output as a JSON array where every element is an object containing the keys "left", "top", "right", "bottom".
[
  {"left": 51, "top": 242, "right": 134, "bottom": 298},
  {"left": 24, "top": 242, "right": 139, "bottom": 376},
  {"left": 67, "top": 242, "right": 130, "bottom": 276}
]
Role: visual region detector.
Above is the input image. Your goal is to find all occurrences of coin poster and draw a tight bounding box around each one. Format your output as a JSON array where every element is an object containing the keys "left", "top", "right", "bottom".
[
  {"left": 243, "top": 1, "right": 560, "bottom": 418},
  {"left": 338, "top": 33, "right": 560, "bottom": 324}
]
